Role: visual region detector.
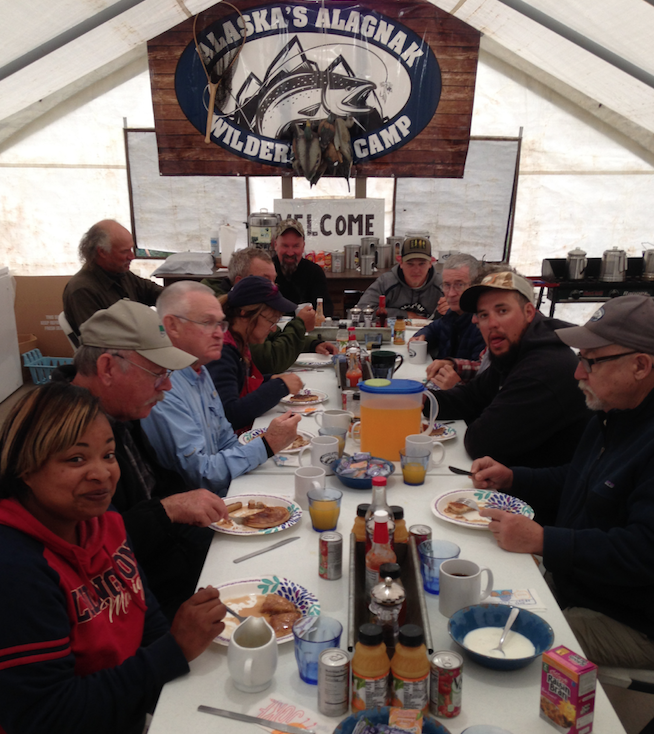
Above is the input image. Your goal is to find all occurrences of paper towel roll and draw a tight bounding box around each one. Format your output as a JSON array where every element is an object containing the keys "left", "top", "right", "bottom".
[{"left": 220, "top": 225, "right": 238, "bottom": 267}]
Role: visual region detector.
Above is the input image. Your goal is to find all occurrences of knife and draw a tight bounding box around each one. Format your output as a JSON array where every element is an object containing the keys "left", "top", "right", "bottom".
[
  {"left": 233, "top": 536, "right": 299, "bottom": 563},
  {"left": 198, "top": 705, "right": 316, "bottom": 734},
  {"left": 448, "top": 465, "right": 474, "bottom": 476}
]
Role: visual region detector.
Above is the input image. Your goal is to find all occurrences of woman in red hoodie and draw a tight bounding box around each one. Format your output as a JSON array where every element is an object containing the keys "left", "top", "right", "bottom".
[{"left": 0, "top": 382, "right": 226, "bottom": 734}]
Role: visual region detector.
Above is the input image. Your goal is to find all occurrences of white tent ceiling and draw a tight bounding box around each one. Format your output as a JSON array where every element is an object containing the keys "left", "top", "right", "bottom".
[{"left": 1, "top": 0, "right": 654, "bottom": 156}]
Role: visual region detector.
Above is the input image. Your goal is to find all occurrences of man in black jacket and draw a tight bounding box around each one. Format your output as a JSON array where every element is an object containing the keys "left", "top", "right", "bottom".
[
  {"left": 430, "top": 270, "right": 591, "bottom": 468},
  {"left": 272, "top": 218, "right": 334, "bottom": 316},
  {"left": 59, "top": 300, "right": 229, "bottom": 621}
]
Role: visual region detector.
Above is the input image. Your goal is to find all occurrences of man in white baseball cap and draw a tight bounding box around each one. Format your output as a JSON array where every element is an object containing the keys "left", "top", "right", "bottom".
[{"left": 471, "top": 295, "right": 654, "bottom": 667}]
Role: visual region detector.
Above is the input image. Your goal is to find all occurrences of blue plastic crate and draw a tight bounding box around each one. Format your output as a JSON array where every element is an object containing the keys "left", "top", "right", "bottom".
[{"left": 22, "top": 349, "right": 73, "bottom": 385}]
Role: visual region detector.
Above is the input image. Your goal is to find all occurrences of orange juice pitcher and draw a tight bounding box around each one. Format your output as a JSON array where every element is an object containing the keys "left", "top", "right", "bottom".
[{"left": 354, "top": 379, "right": 439, "bottom": 461}]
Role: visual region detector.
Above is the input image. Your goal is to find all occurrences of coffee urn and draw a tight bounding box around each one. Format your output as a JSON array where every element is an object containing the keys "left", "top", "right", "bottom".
[
  {"left": 566, "top": 248, "right": 587, "bottom": 281},
  {"left": 599, "top": 247, "right": 627, "bottom": 282}
]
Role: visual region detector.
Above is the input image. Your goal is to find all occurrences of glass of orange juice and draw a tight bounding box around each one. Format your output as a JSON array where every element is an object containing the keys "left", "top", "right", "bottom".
[
  {"left": 307, "top": 487, "right": 343, "bottom": 532},
  {"left": 399, "top": 450, "right": 430, "bottom": 486}
]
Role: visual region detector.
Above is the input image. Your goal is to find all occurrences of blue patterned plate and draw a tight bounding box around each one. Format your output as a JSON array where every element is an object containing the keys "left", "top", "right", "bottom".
[
  {"left": 432, "top": 489, "right": 535, "bottom": 529},
  {"left": 213, "top": 576, "right": 320, "bottom": 645},
  {"left": 334, "top": 707, "right": 452, "bottom": 734},
  {"left": 211, "top": 493, "right": 302, "bottom": 536}
]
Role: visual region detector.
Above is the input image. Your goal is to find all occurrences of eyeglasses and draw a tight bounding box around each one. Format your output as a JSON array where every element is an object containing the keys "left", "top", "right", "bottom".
[
  {"left": 443, "top": 282, "right": 469, "bottom": 293},
  {"left": 114, "top": 354, "right": 172, "bottom": 388},
  {"left": 577, "top": 351, "right": 638, "bottom": 373},
  {"left": 174, "top": 315, "right": 229, "bottom": 333},
  {"left": 259, "top": 313, "right": 279, "bottom": 328}
]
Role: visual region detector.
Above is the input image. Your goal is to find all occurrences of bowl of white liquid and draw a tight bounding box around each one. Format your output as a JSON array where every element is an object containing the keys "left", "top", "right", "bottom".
[{"left": 448, "top": 603, "right": 554, "bottom": 670}]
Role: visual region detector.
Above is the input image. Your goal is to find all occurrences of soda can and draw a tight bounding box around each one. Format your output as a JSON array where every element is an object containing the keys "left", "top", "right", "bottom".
[
  {"left": 430, "top": 650, "right": 463, "bottom": 718},
  {"left": 318, "top": 648, "right": 350, "bottom": 717},
  {"left": 342, "top": 389, "right": 355, "bottom": 412},
  {"left": 409, "top": 524, "right": 432, "bottom": 547},
  {"left": 319, "top": 531, "right": 343, "bottom": 580}
]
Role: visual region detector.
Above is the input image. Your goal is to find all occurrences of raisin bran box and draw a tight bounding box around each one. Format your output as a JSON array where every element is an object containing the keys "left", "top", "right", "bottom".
[{"left": 540, "top": 646, "right": 598, "bottom": 734}]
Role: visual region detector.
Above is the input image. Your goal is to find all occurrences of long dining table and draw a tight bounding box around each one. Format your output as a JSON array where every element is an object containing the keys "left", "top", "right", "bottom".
[{"left": 148, "top": 333, "right": 625, "bottom": 734}]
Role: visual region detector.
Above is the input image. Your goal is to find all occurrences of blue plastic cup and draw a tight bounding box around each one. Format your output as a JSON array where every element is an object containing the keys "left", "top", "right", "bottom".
[
  {"left": 292, "top": 615, "right": 342, "bottom": 684},
  {"left": 418, "top": 539, "right": 460, "bottom": 595}
]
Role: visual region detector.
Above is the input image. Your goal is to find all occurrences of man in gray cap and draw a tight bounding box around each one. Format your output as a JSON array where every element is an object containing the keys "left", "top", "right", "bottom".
[
  {"left": 472, "top": 295, "right": 654, "bottom": 667},
  {"left": 430, "top": 269, "right": 590, "bottom": 467},
  {"left": 357, "top": 236, "right": 443, "bottom": 319},
  {"left": 272, "top": 218, "right": 334, "bottom": 316},
  {"left": 55, "top": 299, "right": 229, "bottom": 620}
]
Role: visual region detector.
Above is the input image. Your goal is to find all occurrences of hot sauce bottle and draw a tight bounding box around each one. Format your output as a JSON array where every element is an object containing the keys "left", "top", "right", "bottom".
[
  {"left": 375, "top": 295, "right": 388, "bottom": 327},
  {"left": 365, "top": 510, "right": 397, "bottom": 595}
]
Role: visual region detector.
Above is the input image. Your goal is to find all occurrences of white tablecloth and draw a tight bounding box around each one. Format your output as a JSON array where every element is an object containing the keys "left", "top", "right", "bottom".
[{"left": 148, "top": 335, "right": 625, "bottom": 734}]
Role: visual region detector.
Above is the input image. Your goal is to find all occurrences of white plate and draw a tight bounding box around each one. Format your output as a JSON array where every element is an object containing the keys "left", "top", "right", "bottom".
[
  {"left": 409, "top": 318, "right": 431, "bottom": 328},
  {"left": 294, "top": 353, "right": 333, "bottom": 368},
  {"left": 213, "top": 576, "right": 320, "bottom": 645},
  {"left": 212, "top": 493, "right": 301, "bottom": 536},
  {"left": 238, "top": 428, "right": 314, "bottom": 454},
  {"left": 432, "top": 489, "right": 535, "bottom": 529},
  {"left": 422, "top": 421, "right": 457, "bottom": 442},
  {"left": 280, "top": 388, "right": 329, "bottom": 406}
]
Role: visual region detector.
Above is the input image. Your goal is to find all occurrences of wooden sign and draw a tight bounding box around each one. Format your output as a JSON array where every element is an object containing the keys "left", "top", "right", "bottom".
[{"left": 148, "top": 0, "right": 480, "bottom": 178}]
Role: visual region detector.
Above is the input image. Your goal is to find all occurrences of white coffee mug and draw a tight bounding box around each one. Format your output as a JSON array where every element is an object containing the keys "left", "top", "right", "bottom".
[
  {"left": 298, "top": 436, "right": 340, "bottom": 475},
  {"left": 228, "top": 616, "right": 278, "bottom": 692},
  {"left": 294, "top": 466, "right": 326, "bottom": 511},
  {"left": 405, "top": 434, "right": 445, "bottom": 470},
  {"left": 314, "top": 409, "right": 354, "bottom": 431},
  {"left": 407, "top": 340, "right": 428, "bottom": 364},
  {"left": 438, "top": 559, "right": 494, "bottom": 618}
]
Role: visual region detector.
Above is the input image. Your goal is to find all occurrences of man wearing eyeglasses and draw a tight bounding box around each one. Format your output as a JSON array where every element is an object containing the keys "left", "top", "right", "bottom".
[
  {"left": 470, "top": 295, "right": 654, "bottom": 668},
  {"left": 54, "top": 299, "right": 229, "bottom": 620},
  {"left": 142, "top": 281, "right": 301, "bottom": 493},
  {"left": 408, "top": 254, "right": 485, "bottom": 388}
]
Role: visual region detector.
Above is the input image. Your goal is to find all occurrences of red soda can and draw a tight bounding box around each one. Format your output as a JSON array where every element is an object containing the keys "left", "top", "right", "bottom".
[
  {"left": 430, "top": 650, "right": 463, "bottom": 718},
  {"left": 319, "top": 532, "right": 342, "bottom": 579},
  {"left": 409, "top": 524, "right": 432, "bottom": 548}
]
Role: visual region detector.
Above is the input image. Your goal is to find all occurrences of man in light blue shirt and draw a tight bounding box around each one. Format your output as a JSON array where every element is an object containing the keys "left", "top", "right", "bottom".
[{"left": 142, "top": 281, "right": 300, "bottom": 495}]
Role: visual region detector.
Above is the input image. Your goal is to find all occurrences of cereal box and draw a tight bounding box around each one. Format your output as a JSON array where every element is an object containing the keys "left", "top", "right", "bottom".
[{"left": 540, "top": 646, "right": 597, "bottom": 734}]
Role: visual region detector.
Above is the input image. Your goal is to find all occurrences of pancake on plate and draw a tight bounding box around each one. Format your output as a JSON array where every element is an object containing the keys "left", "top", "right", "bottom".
[
  {"left": 289, "top": 393, "right": 320, "bottom": 403},
  {"left": 243, "top": 505, "right": 291, "bottom": 529}
]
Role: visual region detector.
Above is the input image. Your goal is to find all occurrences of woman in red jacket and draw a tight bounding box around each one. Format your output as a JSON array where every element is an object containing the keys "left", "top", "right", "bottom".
[{"left": 0, "top": 381, "right": 225, "bottom": 734}]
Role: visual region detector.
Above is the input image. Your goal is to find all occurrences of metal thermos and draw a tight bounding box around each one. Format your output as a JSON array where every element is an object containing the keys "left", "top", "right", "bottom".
[
  {"left": 344, "top": 244, "right": 359, "bottom": 270},
  {"left": 643, "top": 248, "right": 654, "bottom": 281},
  {"left": 376, "top": 244, "right": 394, "bottom": 269},
  {"left": 331, "top": 251, "right": 345, "bottom": 273},
  {"left": 387, "top": 236, "right": 403, "bottom": 260},
  {"left": 600, "top": 247, "right": 627, "bottom": 282},
  {"left": 566, "top": 248, "right": 587, "bottom": 281},
  {"left": 360, "top": 237, "right": 379, "bottom": 256},
  {"left": 248, "top": 210, "right": 281, "bottom": 250},
  {"left": 360, "top": 254, "right": 375, "bottom": 276}
]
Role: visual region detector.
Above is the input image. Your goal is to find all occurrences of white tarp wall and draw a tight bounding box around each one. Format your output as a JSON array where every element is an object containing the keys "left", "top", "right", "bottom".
[{"left": 1, "top": 46, "right": 653, "bottom": 323}]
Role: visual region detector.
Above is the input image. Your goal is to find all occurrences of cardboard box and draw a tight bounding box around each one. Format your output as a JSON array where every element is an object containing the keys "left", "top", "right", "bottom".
[
  {"left": 14, "top": 276, "right": 74, "bottom": 359},
  {"left": 17, "top": 334, "right": 38, "bottom": 355},
  {"left": 540, "top": 646, "right": 597, "bottom": 734}
]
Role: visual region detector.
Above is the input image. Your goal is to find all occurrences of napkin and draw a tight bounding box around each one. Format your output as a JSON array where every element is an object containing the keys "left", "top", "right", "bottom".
[
  {"left": 486, "top": 588, "right": 547, "bottom": 612},
  {"left": 272, "top": 454, "right": 300, "bottom": 467},
  {"left": 251, "top": 694, "right": 333, "bottom": 734}
]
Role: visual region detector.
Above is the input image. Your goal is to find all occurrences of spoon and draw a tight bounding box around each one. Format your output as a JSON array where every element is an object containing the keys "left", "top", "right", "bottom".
[
  {"left": 491, "top": 607, "right": 520, "bottom": 657},
  {"left": 223, "top": 604, "right": 247, "bottom": 623}
]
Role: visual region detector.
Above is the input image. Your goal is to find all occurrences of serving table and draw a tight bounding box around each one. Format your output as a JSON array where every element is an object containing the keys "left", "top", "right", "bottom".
[{"left": 148, "top": 336, "right": 625, "bottom": 734}]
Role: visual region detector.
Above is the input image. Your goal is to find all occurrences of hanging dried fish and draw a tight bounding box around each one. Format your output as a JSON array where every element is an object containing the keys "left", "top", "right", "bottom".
[{"left": 292, "top": 121, "right": 322, "bottom": 183}]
